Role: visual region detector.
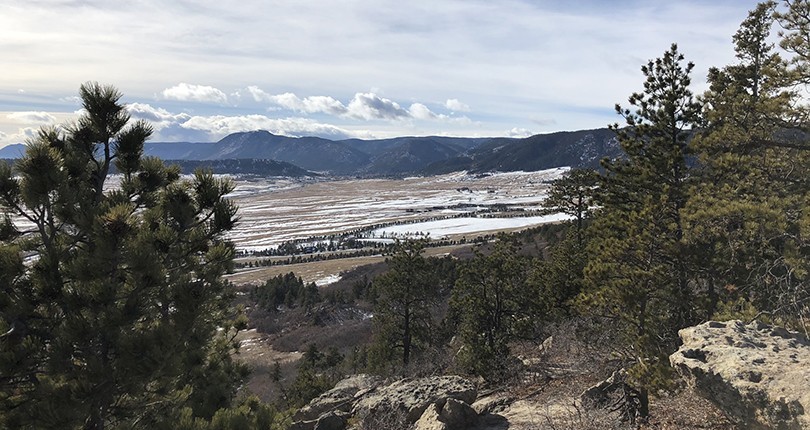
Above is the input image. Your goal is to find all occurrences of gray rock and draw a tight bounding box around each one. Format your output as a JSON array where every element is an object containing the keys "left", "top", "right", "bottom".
[
  {"left": 288, "top": 419, "right": 316, "bottom": 430},
  {"left": 670, "top": 320, "right": 810, "bottom": 429},
  {"left": 412, "top": 398, "right": 478, "bottom": 430},
  {"left": 313, "top": 411, "right": 348, "bottom": 430},
  {"left": 294, "top": 374, "right": 382, "bottom": 421},
  {"left": 438, "top": 398, "right": 478, "bottom": 429},
  {"left": 413, "top": 404, "right": 447, "bottom": 430},
  {"left": 471, "top": 393, "right": 514, "bottom": 416},
  {"left": 352, "top": 375, "right": 477, "bottom": 425}
]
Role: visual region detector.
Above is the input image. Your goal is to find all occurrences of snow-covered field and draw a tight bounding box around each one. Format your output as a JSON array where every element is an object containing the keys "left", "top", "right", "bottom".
[
  {"left": 9, "top": 169, "right": 571, "bottom": 253},
  {"left": 369, "top": 213, "right": 572, "bottom": 240},
  {"left": 226, "top": 168, "right": 569, "bottom": 251}
]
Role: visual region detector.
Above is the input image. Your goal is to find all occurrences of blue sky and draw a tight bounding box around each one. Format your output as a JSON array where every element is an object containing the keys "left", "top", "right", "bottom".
[{"left": 0, "top": 0, "right": 762, "bottom": 147}]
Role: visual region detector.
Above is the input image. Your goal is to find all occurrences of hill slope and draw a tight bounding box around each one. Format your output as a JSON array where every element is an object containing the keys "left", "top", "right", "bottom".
[{"left": 1, "top": 128, "right": 621, "bottom": 175}]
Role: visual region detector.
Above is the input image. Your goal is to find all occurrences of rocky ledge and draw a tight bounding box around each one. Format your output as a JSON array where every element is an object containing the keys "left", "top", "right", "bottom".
[
  {"left": 290, "top": 374, "right": 478, "bottom": 430},
  {"left": 670, "top": 320, "right": 810, "bottom": 429}
]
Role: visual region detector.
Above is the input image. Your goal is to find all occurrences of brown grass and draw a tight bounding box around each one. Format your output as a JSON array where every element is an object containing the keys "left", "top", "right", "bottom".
[{"left": 226, "top": 243, "right": 470, "bottom": 286}]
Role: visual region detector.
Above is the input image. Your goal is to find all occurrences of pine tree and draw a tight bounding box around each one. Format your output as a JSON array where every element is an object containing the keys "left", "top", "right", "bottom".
[
  {"left": 542, "top": 168, "right": 599, "bottom": 250},
  {"left": 688, "top": 1, "right": 809, "bottom": 331},
  {"left": 0, "top": 83, "right": 245, "bottom": 429},
  {"left": 579, "top": 44, "right": 702, "bottom": 386},
  {"left": 450, "top": 237, "right": 532, "bottom": 379},
  {"left": 369, "top": 239, "right": 437, "bottom": 369}
]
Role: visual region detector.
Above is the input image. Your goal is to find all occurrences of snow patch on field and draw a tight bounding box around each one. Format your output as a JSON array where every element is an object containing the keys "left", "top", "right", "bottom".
[
  {"left": 370, "top": 213, "right": 572, "bottom": 239},
  {"left": 315, "top": 274, "right": 342, "bottom": 286}
]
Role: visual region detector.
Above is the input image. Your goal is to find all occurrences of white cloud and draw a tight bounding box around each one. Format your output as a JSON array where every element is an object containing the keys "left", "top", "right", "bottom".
[
  {"left": 408, "top": 103, "right": 440, "bottom": 120},
  {"left": 7, "top": 111, "right": 57, "bottom": 124},
  {"left": 252, "top": 87, "right": 459, "bottom": 122},
  {"left": 59, "top": 96, "right": 82, "bottom": 105},
  {"left": 346, "top": 92, "right": 410, "bottom": 121},
  {"left": 247, "top": 85, "right": 273, "bottom": 102},
  {"left": 0, "top": 1, "right": 751, "bottom": 139},
  {"left": 445, "top": 98, "right": 470, "bottom": 112},
  {"left": 301, "top": 96, "right": 348, "bottom": 116},
  {"left": 161, "top": 83, "right": 228, "bottom": 104},
  {"left": 506, "top": 127, "right": 533, "bottom": 138},
  {"left": 0, "top": 127, "right": 40, "bottom": 145},
  {"left": 179, "top": 114, "right": 359, "bottom": 140},
  {"left": 270, "top": 93, "right": 347, "bottom": 115},
  {"left": 126, "top": 102, "right": 191, "bottom": 130}
]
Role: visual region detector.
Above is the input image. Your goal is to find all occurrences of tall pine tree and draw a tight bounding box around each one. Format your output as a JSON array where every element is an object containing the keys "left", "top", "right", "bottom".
[
  {"left": 688, "top": 1, "right": 809, "bottom": 332},
  {"left": 0, "top": 83, "right": 245, "bottom": 429},
  {"left": 579, "top": 44, "right": 702, "bottom": 387},
  {"left": 369, "top": 240, "right": 437, "bottom": 370}
]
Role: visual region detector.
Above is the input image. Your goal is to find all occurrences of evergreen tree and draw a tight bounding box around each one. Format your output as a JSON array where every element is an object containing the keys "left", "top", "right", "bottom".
[
  {"left": 369, "top": 240, "right": 437, "bottom": 369},
  {"left": 450, "top": 237, "right": 532, "bottom": 379},
  {"left": 542, "top": 168, "right": 598, "bottom": 250},
  {"left": 0, "top": 83, "right": 244, "bottom": 429},
  {"left": 579, "top": 44, "right": 702, "bottom": 387},
  {"left": 688, "top": 1, "right": 809, "bottom": 331}
]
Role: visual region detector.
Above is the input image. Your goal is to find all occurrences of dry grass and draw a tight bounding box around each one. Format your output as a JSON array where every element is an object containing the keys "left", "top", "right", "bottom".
[
  {"left": 227, "top": 255, "right": 388, "bottom": 285},
  {"left": 468, "top": 320, "right": 736, "bottom": 430},
  {"left": 226, "top": 243, "right": 469, "bottom": 286},
  {"left": 234, "top": 328, "right": 303, "bottom": 402}
]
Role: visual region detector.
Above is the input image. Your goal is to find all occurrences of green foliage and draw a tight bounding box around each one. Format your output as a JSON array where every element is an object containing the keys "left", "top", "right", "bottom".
[
  {"left": 252, "top": 272, "right": 321, "bottom": 312},
  {"left": 542, "top": 168, "right": 599, "bottom": 248},
  {"left": 171, "top": 396, "right": 292, "bottom": 430},
  {"left": 450, "top": 237, "right": 533, "bottom": 379},
  {"left": 529, "top": 228, "right": 588, "bottom": 319},
  {"left": 283, "top": 344, "right": 344, "bottom": 408},
  {"left": 368, "top": 240, "right": 438, "bottom": 370},
  {"left": 687, "top": 1, "right": 809, "bottom": 332},
  {"left": 580, "top": 44, "right": 703, "bottom": 387},
  {"left": 0, "top": 83, "right": 245, "bottom": 429}
]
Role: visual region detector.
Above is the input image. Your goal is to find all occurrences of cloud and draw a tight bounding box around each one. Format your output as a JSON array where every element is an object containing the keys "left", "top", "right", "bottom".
[
  {"left": 0, "top": 127, "right": 40, "bottom": 145},
  {"left": 408, "top": 103, "right": 441, "bottom": 120},
  {"left": 445, "top": 98, "right": 470, "bottom": 112},
  {"left": 161, "top": 83, "right": 228, "bottom": 104},
  {"left": 126, "top": 102, "right": 191, "bottom": 130},
  {"left": 179, "top": 114, "right": 359, "bottom": 140},
  {"left": 59, "top": 96, "right": 82, "bottom": 105},
  {"left": 7, "top": 111, "right": 58, "bottom": 124},
  {"left": 506, "top": 127, "right": 533, "bottom": 138},
  {"left": 246, "top": 86, "right": 273, "bottom": 102},
  {"left": 251, "top": 87, "right": 461, "bottom": 123},
  {"left": 346, "top": 92, "right": 410, "bottom": 120},
  {"left": 276, "top": 93, "right": 349, "bottom": 116}
]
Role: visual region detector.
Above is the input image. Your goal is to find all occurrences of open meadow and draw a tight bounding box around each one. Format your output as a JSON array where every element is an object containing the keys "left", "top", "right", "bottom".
[{"left": 225, "top": 168, "right": 570, "bottom": 284}]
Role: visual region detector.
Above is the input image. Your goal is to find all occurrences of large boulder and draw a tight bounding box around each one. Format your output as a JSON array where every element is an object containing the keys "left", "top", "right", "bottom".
[
  {"left": 294, "top": 374, "right": 382, "bottom": 421},
  {"left": 351, "top": 375, "right": 477, "bottom": 425},
  {"left": 670, "top": 320, "right": 810, "bottom": 429}
]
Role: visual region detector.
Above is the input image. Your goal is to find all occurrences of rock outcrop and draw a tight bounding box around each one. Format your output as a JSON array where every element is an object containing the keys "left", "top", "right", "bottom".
[
  {"left": 293, "top": 374, "right": 381, "bottom": 422},
  {"left": 670, "top": 320, "right": 810, "bottom": 429},
  {"left": 352, "top": 375, "right": 477, "bottom": 426},
  {"left": 289, "top": 375, "right": 478, "bottom": 430}
]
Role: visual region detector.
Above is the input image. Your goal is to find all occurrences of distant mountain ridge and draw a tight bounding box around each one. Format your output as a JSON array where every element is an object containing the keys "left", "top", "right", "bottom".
[{"left": 2, "top": 128, "right": 622, "bottom": 176}]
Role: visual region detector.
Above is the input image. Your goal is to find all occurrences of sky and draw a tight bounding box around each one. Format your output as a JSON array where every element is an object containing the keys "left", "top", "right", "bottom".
[{"left": 0, "top": 0, "right": 763, "bottom": 148}]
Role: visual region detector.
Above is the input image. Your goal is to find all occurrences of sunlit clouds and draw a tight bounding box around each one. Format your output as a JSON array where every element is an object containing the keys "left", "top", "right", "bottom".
[
  {"left": 161, "top": 83, "right": 229, "bottom": 104},
  {"left": 0, "top": 0, "right": 754, "bottom": 146}
]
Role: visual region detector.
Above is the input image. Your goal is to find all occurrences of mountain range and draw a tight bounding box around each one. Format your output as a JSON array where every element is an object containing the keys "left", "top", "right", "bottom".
[{"left": 0, "top": 128, "right": 622, "bottom": 176}]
